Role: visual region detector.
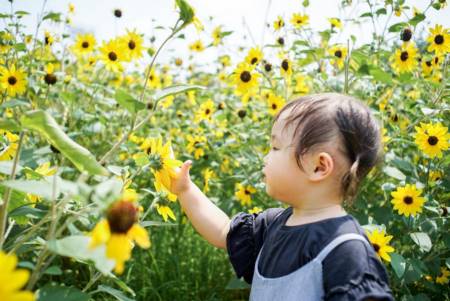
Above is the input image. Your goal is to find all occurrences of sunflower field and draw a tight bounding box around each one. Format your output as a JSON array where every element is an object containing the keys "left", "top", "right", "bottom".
[{"left": 0, "top": 0, "right": 449, "bottom": 300}]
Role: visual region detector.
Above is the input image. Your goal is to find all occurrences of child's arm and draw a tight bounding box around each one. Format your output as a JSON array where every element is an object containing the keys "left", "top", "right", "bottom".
[{"left": 170, "top": 160, "right": 231, "bottom": 250}]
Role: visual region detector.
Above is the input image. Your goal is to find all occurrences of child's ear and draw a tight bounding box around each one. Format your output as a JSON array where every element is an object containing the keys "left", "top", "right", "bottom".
[{"left": 309, "top": 152, "right": 334, "bottom": 182}]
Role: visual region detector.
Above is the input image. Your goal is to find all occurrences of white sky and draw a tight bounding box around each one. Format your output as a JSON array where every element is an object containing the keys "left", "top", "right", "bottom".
[{"left": 1, "top": 0, "right": 449, "bottom": 69}]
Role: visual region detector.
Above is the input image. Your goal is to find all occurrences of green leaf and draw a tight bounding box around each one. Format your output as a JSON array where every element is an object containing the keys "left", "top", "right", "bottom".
[
  {"left": 369, "top": 66, "right": 392, "bottom": 84},
  {"left": 37, "top": 284, "right": 89, "bottom": 301},
  {"left": 175, "top": 0, "right": 194, "bottom": 27},
  {"left": 383, "top": 166, "right": 406, "bottom": 180},
  {"left": 409, "top": 14, "right": 425, "bottom": 26},
  {"left": 15, "top": 11, "right": 30, "bottom": 16},
  {"left": 8, "top": 206, "right": 47, "bottom": 219},
  {"left": 388, "top": 22, "right": 408, "bottom": 33},
  {"left": 114, "top": 90, "right": 145, "bottom": 114},
  {"left": 153, "top": 84, "right": 205, "bottom": 102},
  {"left": 0, "top": 118, "right": 21, "bottom": 131},
  {"left": 42, "top": 12, "right": 61, "bottom": 22},
  {"left": 360, "top": 12, "right": 372, "bottom": 18},
  {"left": 376, "top": 8, "right": 387, "bottom": 15},
  {"left": 0, "top": 161, "right": 23, "bottom": 175},
  {"left": 47, "top": 236, "right": 115, "bottom": 275},
  {"left": 390, "top": 252, "right": 406, "bottom": 278},
  {"left": 93, "top": 285, "right": 135, "bottom": 301},
  {"left": 1, "top": 177, "right": 79, "bottom": 200},
  {"left": 133, "top": 152, "right": 149, "bottom": 167},
  {"left": 410, "top": 232, "right": 432, "bottom": 252},
  {"left": 0, "top": 99, "right": 30, "bottom": 108},
  {"left": 44, "top": 266, "right": 63, "bottom": 275},
  {"left": 20, "top": 110, "right": 108, "bottom": 176}
]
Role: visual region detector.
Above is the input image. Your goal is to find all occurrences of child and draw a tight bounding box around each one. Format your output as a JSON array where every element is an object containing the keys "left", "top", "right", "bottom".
[{"left": 169, "top": 93, "right": 395, "bottom": 301}]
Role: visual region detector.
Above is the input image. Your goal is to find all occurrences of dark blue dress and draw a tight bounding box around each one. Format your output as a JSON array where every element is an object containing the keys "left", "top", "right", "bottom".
[{"left": 226, "top": 206, "right": 395, "bottom": 301}]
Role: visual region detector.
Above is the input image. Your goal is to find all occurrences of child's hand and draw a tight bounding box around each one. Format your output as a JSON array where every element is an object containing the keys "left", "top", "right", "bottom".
[{"left": 170, "top": 160, "right": 193, "bottom": 195}]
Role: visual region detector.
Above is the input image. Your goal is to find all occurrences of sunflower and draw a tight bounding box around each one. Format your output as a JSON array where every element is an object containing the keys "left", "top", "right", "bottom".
[
  {"left": 390, "top": 42, "right": 418, "bottom": 74},
  {"left": 245, "top": 47, "right": 263, "bottom": 66},
  {"left": 248, "top": 206, "right": 263, "bottom": 214},
  {"left": 219, "top": 54, "right": 231, "bottom": 67},
  {"left": 436, "top": 267, "right": 450, "bottom": 285},
  {"left": 365, "top": 228, "right": 395, "bottom": 263},
  {"left": 421, "top": 57, "right": 435, "bottom": 76},
  {"left": 89, "top": 190, "right": 150, "bottom": 274},
  {"left": 202, "top": 168, "right": 215, "bottom": 193},
  {"left": 26, "top": 162, "right": 57, "bottom": 205},
  {"left": 72, "top": 33, "right": 96, "bottom": 57},
  {"left": 290, "top": 13, "right": 309, "bottom": 28},
  {"left": 147, "top": 68, "right": 161, "bottom": 89},
  {"left": 0, "top": 251, "right": 35, "bottom": 301},
  {"left": 273, "top": 16, "right": 285, "bottom": 31},
  {"left": 280, "top": 58, "right": 293, "bottom": 78},
  {"left": 267, "top": 93, "right": 285, "bottom": 116},
  {"left": 186, "top": 134, "right": 207, "bottom": 159},
  {"left": 231, "top": 62, "right": 260, "bottom": 96},
  {"left": 212, "top": 26, "right": 223, "bottom": 46},
  {"left": 194, "top": 99, "right": 215, "bottom": 123},
  {"left": 391, "top": 184, "right": 425, "bottom": 217},
  {"left": 99, "top": 39, "right": 125, "bottom": 73},
  {"left": 120, "top": 29, "right": 144, "bottom": 61},
  {"left": 189, "top": 39, "right": 205, "bottom": 52},
  {"left": 328, "top": 45, "right": 347, "bottom": 69},
  {"left": 426, "top": 24, "right": 450, "bottom": 55},
  {"left": 414, "top": 122, "right": 449, "bottom": 158},
  {"left": 156, "top": 204, "right": 176, "bottom": 222},
  {"left": 235, "top": 183, "right": 256, "bottom": 207},
  {"left": 0, "top": 65, "right": 27, "bottom": 97},
  {"left": 0, "top": 130, "right": 19, "bottom": 161},
  {"left": 44, "top": 31, "right": 54, "bottom": 46},
  {"left": 328, "top": 18, "right": 342, "bottom": 29},
  {"left": 294, "top": 74, "right": 309, "bottom": 94}
]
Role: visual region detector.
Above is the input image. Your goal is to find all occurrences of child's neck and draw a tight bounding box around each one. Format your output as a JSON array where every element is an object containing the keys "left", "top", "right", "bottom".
[{"left": 285, "top": 204, "right": 347, "bottom": 227}]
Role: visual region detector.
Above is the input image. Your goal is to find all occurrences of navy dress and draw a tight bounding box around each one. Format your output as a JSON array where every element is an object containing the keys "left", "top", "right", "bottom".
[{"left": 226, "top": 206, "right": 395, "bottom": 301}]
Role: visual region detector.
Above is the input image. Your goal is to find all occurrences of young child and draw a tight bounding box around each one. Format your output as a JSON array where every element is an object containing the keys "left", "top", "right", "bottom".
[{"left": 169, "top": 93, "right": 395, "bottom": 301}]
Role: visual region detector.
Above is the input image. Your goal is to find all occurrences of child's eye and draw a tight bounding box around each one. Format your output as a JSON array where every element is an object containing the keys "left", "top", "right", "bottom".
[{"left": 271, "top": 147, "right": 279, "bottom": 151}]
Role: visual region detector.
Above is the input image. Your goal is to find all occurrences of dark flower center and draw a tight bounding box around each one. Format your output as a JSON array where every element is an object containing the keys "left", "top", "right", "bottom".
[
  {"left": 426, "top": 60, "right": 432, "bottom": 67},
  {"left": 108, "top": 51, "right": 118, "bottom": 61},
  {"left": 281, "top": 59, "right": 289, "bottom": 71},
  {"left": 372, "top": 243, "right": 380, "bottom": 252},
  {"left": 272, "top": 103, "right": 277, "bottom": 109},
  {"left": 334, "top": 50, "right": 342, "bottom": 58},
  {"left": 400, "top": 28, "right": 412, "bottom": 42},
  {"left": 277, "top": 37, "right": 285, "bottom": 45},
  {"left": 44, "top": 73, "right": 57, "bottom": 85},
  {"left": 107, "top": 201, "right": 138, "bottom": 233},
  {"left": 7, "top": 76, "right": 17, "bottom": 85},
  {"left": 205, "top": 108, "right": 211, "bottom": 115},
  {"left": 244, "top": 189, "right": 250, "bottom": 195},
  {"left": 400, "top": 51, "right": 409, "bottom": 61},
  {"left": 403, "top": 196, "right": 413, "bottom": 205},
  {"left": 240, "top": 71, "right": 251, "bottom": 82},
  {"left": 114, "top": 9, "right": 122, "bottom": 18},
  {"left": 82, "top": 41, "right": 89, "bottom": 48},
  {"left": 251, "top": 57, "right": 258, "bottom": 64},
  {"left": 264, "top": 63, "right": 272, "bottom": 72},
  {"left": 427, "top": 136, "right": 438, "bottom": 145},
  {"left": 128, "top": 40, "right": 136, "bottom": 50},
  {"left": 434, "top": 34, "right": 444, "bottom": 45}
]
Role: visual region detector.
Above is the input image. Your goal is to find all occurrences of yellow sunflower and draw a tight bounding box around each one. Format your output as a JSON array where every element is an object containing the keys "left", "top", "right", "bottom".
[
  {"left": 426, "top": 24, "right": 450, "bottom": 55},
  {"left": 273, "top": 16, "right": 285, "bottom": 31},
  {"left": 290, "top": 13, "right": 309, "bottom": 28},
  {"left": 0, "top": 251, "right": 35, "bottom": 301},
  {"left": 414, "top": 122, "right": 450, "bottom": 158},
  {"left": 365, "top": 228, "right": 395, "bottom": 262},
  {"left": 248, "top": 206, "right": 263, "bottom": 214},
  {"left": 231, "top": 62, "right": 260, "bottom": 96},
  {"left": 186, "top": 134, "right": 207, "bottom": 159},
  {"left": 194, "top": 99, "right": 215, "bottom": 123},
  {"left": 0, "top": 65, "right": 27, "bottom": 97},
  {"left": 99, "top": 39, "right": 125, "bottom": 73},
  {"left": 0, "top": 130, "right": 19, "bottom": 161},
  {"left": 390, "top": 42, "right": 418, "bottom": 74},
  {"left": 71, "top": 33, "right": 96, "bottom": 57},
  {"left": 202, "top": 168, "right": 215, "bottom": 193},
  {"left": 147, "top": 68, "right": 161, "bottom": 89},
  {"left": 235, "top": 183, "right": 256, "bottom": 207},
  {"left": 120, "top": 29, "right": 144, "bottom": 61},
  {"left": 436, "top": 266, "right": 450, "bottom": 285},
  {"left": 26, "top": 162, "right": 57, "bottom": 205},
  {"left": 294, "top": 74, "right": 310, "bottom": 94},
  {"left": 189, "top": 39, "right": 205, "bottom": 52},
  {"left": 328, "top": 45, "right": 347, "bottom": 69},
  {"left": 280, "top": 58, "right": 293, "bottom": 78},
  {"left": 212, "top": 26, "right": 223, "bottom": 46},
  {"left": 89, "top": 189, "right": 150, "bottom": 274},
  {"left": 267, "top": 93, "right": 285, "bottom": 116},
  {"left": 245, "top": 47, "right": 263, "bottom": 66},
  {"left": 328, "top": 18, "right": 342, "bottom": 29},
  {"left": 391, "top": 184, "right": 425, "bottom": 217}
]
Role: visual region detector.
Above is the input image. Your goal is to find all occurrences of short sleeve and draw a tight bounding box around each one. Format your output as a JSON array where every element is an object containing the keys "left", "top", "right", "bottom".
[
  {"left": 323, "top": 239, "right": 395, "bottom": 301},
  {"left": 226, "top": 207, "right": 285, "bottom": 284}
]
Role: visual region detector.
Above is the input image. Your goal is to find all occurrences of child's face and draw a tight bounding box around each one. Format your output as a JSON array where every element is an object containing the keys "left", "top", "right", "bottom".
[{"left": 262, "top": 108, "right": 315, "bottom": 204}]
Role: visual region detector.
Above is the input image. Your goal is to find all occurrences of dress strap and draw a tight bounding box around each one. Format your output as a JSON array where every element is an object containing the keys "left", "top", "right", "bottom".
[{"left": 315, "top": 233, "right": 372, "bottom": 263}]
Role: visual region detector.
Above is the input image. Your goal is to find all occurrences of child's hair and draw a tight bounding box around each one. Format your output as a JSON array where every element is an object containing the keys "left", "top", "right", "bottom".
[{"left": 273, "top": 92, "right": 383, "bottom": 205}]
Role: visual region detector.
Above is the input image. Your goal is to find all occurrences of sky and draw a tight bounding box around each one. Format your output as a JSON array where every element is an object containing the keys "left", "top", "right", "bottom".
[{"left": 1, "top": 0, "right": 449, "bottom": 68}]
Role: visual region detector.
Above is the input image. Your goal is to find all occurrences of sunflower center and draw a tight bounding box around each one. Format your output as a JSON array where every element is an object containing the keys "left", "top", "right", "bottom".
[
  {"left": 427, "top": 136, "right": 438, "bottom": 145},
  {"left": 240, "top": 71, "right": 252, "bottom": 83},
  {"left": 107, "top": 201, "right": 138, "bottom": 234},
  {"left": 128, "top": 40, "right": 136, "bottom": 50},
  {"left": 434, "top": 34, "right": 444, "bottom": 45},
  {"left": 400, "top": 51, "right": 409, "bottom": 61},
  {"left": 426, "top": 60, "right": 432, "bottom": 67},
  {"left": 281, "top": 59, "right": 289, "bottom": 71},
  {"left": 7, "top": 76, "right": 17, "bottom": 85},
  {"left": 334, "top": 50, "right": 342, "bottom": 58},
  {"left": 148, "top": 153, "right": 163, "bottom": 171},
  {"left": 108, "top": 51, "right": 118, "bottom": 61},
  {"left": 244, "top": 189, "right": 250, "bottom": 195},
  {"left": 372, "top": 243, "right": 380, "bottom": 252},
  {"left": 272, "top": 103, "right": 277, "bottom": 109},
  {"left": 82, "top": 41, "right": 89, "bottom": 48},
  {"left": 251, "top": 57, "right": 258, "bottom": 64},
  {"left": 205, "top": 108, "right": 211, "bottom": 115},
  {"left": 403, "top": 196, "right": 413, "bottom": 205}
]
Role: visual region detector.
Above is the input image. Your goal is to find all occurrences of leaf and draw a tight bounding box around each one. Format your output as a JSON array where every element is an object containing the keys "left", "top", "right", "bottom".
[
  {"left": 114, "top": 90, "right": 145, "bottom": 114},
  {"left": 153, "top": 84, "right": 205, "bottom": 102},
  {"left": 42, "top": 12, "right": 61, "bottom": 22},
  {"left": 390, "top": 252, "right": 406, "bottom": 278},
  {"left": 376, "top": 8, "right": 387, "bottom": 15},
  {"left": 0, "top": 161, "right": 23, "bottom": 175},
  {"left": 409, "top": 14, "right": 425, "bottom": 26},
  {"left": 0, "top": 118, "right": 21, "bottom": 131},
  {"left": 37, "top": 284, "right": 89, "bottom": 301},
  {"left": 1, "top": 177, "right": 79, "bottom": 200},
  {"left": 369, "top": 66, "right": 392, "bottom": 84},
  {"left": 388, "top": 22, "right": 408, "bottom": 33},
  {"left": 175, "top": 0, "right": 194, "bottom": 26},
  {"left": 0, "top": 99, "right": 30, "bottom": 108},
  {"left": 44, "top": 266, "right": 63, "bottom": 275},
  {"left": 383, "top": 166, "right": 406, "bottom": 180},
  {"left": 20, "top": 110, "right": 108, "bottom": 176},
  {"left": 47, "top": 236, "right": 115, "bottom": 275},
  {"left": 93, "top": 285, "right": 135, "bottom": 301},
  {"left": 410, "top": 232, "right": 432, "bottom": 252},
  {"left": 8, "top": 206, "right": 47, "bottom": 219}
]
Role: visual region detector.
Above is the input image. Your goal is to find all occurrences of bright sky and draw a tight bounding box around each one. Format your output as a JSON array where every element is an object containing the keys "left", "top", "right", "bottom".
[{"left": 1, "top": 0, "right": 449, "bottom": 68}]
